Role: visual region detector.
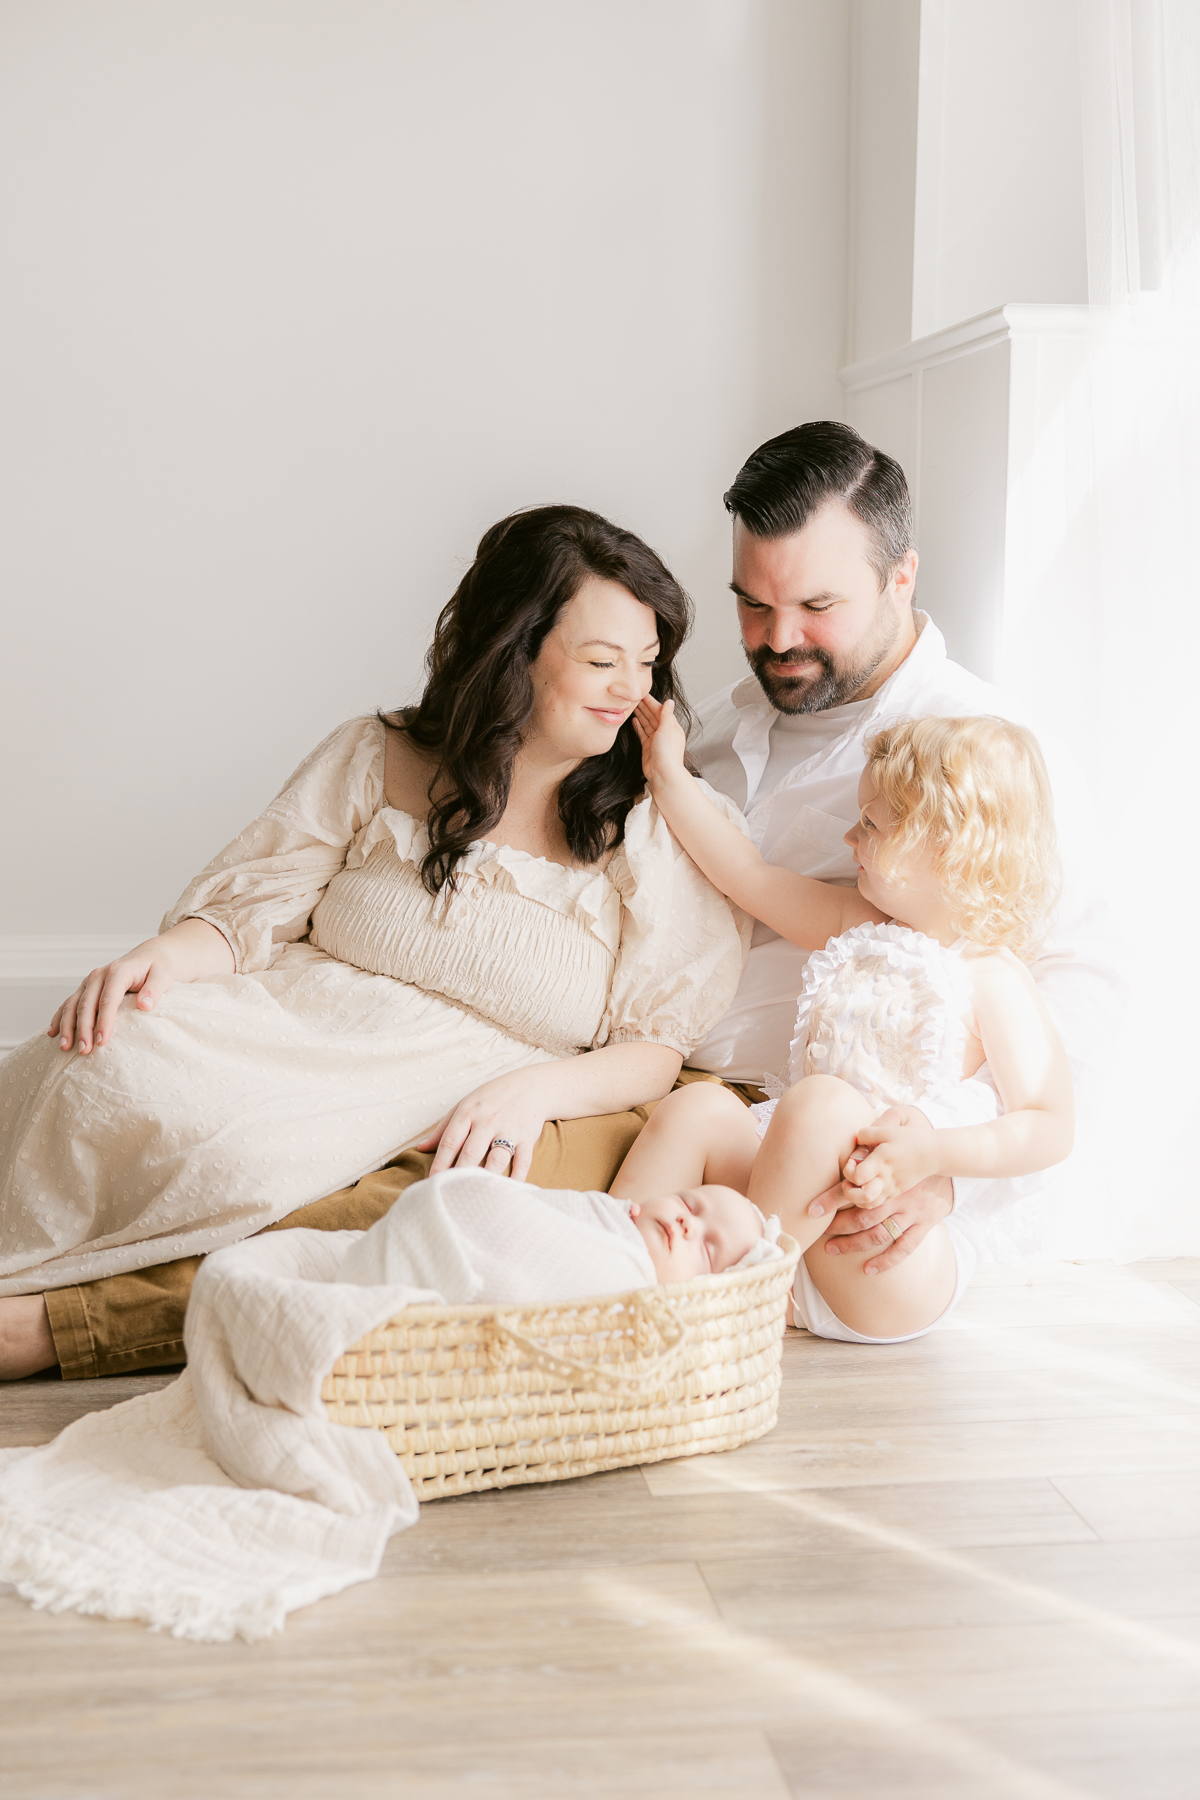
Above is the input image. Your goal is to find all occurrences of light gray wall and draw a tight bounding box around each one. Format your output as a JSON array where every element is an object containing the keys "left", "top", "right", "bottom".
[
  {"left": 845, "top": 0, "right": 922, "bottom": 364},
  {"left": 0, "top": 0, "right": 851, "bottom": 948}
]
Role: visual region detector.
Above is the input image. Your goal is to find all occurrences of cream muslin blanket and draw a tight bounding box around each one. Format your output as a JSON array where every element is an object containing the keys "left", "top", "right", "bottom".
[{"left": 0, "top": 1174, "right": 662, "bottom": 1643}]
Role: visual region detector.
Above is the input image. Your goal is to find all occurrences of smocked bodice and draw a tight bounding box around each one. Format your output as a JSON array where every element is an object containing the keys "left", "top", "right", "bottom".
[
  {"left": 158, "top": 715, "right": 753, "bottom": 1062},
  {"left": 310, "top": 813, "right": 620, "bottom": 1055}
]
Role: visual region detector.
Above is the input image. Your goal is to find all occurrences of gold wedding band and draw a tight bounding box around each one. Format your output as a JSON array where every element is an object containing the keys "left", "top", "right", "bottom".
[{"left": 881, "top": 1215, "right": 903, "bottom": 1241}]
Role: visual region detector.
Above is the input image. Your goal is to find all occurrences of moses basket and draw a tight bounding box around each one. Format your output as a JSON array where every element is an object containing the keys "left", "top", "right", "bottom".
[{"left": 322, "top": 1234, "right": 800, "bottom": 1500}]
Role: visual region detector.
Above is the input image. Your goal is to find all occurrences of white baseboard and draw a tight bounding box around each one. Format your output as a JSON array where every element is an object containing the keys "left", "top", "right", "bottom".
[{"left": 0, "top": 937, "right": 151, "bottom": 1048}]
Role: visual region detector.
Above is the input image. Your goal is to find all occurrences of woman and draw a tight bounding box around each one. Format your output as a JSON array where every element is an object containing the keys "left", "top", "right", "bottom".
[{"left": 0, "top": 505, "right": 750, "bottom": 1374}]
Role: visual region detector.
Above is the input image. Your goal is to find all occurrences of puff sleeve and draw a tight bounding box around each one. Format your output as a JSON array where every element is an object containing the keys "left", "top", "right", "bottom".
[
  {"left": 159, "top": 716, "right": 386, "bottom": 973},
  {"left": 600, "top": 786, "right": 752, "bottom": 1056}
]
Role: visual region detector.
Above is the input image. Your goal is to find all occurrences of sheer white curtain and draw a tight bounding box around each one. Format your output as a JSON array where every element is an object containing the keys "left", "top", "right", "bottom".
[{"left": 1073, "top": 0, "right": 1200, "bottom": 1255}]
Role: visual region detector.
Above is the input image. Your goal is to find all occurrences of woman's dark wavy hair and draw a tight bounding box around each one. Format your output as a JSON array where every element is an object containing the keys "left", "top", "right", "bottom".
[{"left": 386, "top": 504, "right": 694, "bottom": 894}]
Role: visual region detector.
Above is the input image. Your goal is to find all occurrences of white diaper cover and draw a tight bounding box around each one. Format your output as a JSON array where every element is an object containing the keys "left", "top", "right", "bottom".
[
  {"left": 751, "top": 1076, "right": 992, "bottom": 1344},
  {"left": 790, "top": 1211, "right": 978, "bottom": 1343}
]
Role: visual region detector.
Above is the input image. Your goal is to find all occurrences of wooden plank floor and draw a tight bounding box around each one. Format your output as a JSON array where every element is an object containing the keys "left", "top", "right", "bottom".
[{"left": 2, "top": 1258, "right": 1199, "bottom": 1799}]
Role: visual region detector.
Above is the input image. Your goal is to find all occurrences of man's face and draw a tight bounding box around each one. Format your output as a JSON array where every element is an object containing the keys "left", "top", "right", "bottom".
[{"left": 732, "top": 504, "right": 918, "bottom": 713}]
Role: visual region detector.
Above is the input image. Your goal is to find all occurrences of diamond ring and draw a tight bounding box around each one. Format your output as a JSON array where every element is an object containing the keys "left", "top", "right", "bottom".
[{"left": 490, "top": 1136, "right": 516, "bottom": 1154}]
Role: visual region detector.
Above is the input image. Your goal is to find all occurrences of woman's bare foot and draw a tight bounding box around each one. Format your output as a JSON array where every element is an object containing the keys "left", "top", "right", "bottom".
[{"left": 0, "top": 1296, "right": 58, "bottom": 1379}]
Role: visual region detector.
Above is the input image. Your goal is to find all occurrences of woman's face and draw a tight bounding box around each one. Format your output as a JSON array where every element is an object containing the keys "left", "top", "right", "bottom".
[{"left": 527, "top": 577, "right": 660, "bottom": 763}]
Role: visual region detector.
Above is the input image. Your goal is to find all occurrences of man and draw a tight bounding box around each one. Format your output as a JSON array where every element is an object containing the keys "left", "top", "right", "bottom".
[
  {"left": 684, "top": 422, "right": 1117, "bottom": 1271},
  {"left": 9, "top": 423, "right": 1117, "bottom": 1379}
]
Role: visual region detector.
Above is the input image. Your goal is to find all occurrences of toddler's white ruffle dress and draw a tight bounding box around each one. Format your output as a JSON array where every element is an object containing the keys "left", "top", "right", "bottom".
[
  {"left": 750, "top": 920, "right": 996, "bottom": 1344},
  {"left": 0, "top": 718, "right": 750, "bottom": 1296},
  {"left": 750, "top": 919, "right": 999, "bottom": 1131}
]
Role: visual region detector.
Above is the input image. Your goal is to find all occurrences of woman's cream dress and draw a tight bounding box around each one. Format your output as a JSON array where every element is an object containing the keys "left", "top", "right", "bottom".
[{"left": 0, "top": 718, "right": 750, "bottom": 1296}]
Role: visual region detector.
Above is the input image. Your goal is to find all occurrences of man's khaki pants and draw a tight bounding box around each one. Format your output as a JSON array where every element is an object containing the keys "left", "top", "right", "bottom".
[{"left": 45, "top": 1072, "right": 750, "bottom": 1380}]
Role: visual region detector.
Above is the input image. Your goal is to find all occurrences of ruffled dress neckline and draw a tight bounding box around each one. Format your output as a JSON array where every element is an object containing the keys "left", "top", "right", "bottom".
[
  {"left": 344, "top": 804, "right": 624, "bottom": 951},
  {"left": 772, "top": 919, "right": 976, "bottom": 1103}
]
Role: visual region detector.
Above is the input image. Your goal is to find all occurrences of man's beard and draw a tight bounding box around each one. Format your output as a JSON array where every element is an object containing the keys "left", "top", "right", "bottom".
[{"left": 746, "top": 608, "right": 900, "bottom": 715}]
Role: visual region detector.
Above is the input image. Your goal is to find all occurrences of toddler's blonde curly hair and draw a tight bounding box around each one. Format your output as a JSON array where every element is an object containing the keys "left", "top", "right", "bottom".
[{"left": 864, "top": 715, "right": 1060, "bottom": 960}]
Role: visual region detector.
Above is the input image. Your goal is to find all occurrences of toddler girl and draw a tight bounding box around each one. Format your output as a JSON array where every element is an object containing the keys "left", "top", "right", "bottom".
[{"left": 610, "top": 701, "right": 1072, "bottom": 1344}]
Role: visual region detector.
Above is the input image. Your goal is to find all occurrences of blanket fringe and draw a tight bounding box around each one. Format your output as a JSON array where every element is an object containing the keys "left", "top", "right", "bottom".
[{"left": 0, "top": 1510, "right": 288, "bottom": 1644}]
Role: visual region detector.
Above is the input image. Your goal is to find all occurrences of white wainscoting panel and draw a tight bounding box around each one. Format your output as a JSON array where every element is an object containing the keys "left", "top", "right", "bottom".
[
  {"left": 840, "top": 304, "right": 1110, "bottom": 697},
  {"left": 917, "top": 339, "right": 1011, "bottom": 680}
]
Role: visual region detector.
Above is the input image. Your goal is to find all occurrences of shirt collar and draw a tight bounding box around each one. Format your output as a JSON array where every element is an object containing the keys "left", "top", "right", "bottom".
[
  {"left": 730, "top": 671, "right": 774, "bottom": 715},
  {"left": 872, "top": 611, "right": 945, "bottom": 713}
]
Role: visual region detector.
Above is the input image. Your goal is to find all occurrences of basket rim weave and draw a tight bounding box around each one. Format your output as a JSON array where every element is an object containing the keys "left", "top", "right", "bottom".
[
  {"left": 323, "top": 1235, "right": 800, "bottom": 1499},
  {"left": 344, "top": 1232, "right": 801, "bottom": 1335}
]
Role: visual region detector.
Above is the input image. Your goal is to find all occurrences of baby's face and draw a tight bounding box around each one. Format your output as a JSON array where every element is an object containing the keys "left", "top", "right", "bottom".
[{"left": 629, "top": 1185, "right": 763, "bottom": 1284}]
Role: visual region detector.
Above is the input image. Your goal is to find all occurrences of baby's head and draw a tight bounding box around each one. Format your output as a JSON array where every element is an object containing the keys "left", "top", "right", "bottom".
[
  {"left": 851, "top": 715, "right": 1060, "bottom": 959},
  {"left": 628, "top": 1184, "right": 764, "bottom": 1283}
]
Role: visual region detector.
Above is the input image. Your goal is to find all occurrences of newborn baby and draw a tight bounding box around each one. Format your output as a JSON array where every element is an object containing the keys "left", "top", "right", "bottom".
[{"left": 338, "top": 1168, "right": 778, "bottom": 1305}]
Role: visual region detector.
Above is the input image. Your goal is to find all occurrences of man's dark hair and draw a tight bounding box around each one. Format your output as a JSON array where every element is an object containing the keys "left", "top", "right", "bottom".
[{"left": 723, "top": 421, "right": 913, "bottom": 586}]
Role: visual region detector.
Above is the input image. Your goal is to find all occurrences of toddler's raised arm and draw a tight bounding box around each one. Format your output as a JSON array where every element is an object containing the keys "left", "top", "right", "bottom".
[{"left": 633, "top": 695, "right": 883, "bottom": 952}]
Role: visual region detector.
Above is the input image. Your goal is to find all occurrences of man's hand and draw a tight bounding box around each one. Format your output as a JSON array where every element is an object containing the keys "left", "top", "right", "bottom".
[
  {"left": 805, "top": 1103, "right": 952, "bottom": 1274},
  {"left": 817, "top": 1173, "right": 955, "bottom": 1273}
]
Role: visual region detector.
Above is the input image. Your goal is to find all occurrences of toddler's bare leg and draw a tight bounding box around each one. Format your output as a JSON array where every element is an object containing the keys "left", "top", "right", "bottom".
[
  {"left": 802, "top": 1214, "right": 958, "bottom": 1338},
  {"left": 609, "top": 1083, "right": 760, "bottom": 1201},
  {"left": 802, "top": 1108, "right": 958, "bottom": 1337},
  {"left": 747, "top": 1075, "right": 877, "bottom": 1251},
  {"left": 754, "top": 1091, "right": 959, "bottom": 1338}
]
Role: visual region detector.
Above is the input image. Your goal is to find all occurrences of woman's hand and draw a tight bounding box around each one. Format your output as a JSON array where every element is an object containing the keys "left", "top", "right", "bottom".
[
  {"left": 50, "top": 943, "right": 180, "bottom": 1055},
  {"left": 48, "top": 918, "right": 235, "bottom": 1054},
  {"left": 632, "top": 695, "right": 688, "bottom": 791},
  {"left": 416, "top": 1066, "right": 556, "bottom": 1182},
  {"left": 417, "top": 1043, "right": 681, "bottom": 1183},
  {"left": 840, "top": 1117, "right": 938, "bottom": 1209}
]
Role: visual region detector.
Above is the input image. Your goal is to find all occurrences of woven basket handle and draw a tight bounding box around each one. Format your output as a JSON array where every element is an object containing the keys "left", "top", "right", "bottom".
[{"left": 486, "top": 1290, "right": 690, "bottom": 1395}]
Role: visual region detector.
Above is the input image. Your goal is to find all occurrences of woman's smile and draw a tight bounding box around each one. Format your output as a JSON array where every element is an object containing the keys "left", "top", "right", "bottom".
[{"left": 525, "top": 577, "right": 660, "bottom": 762}]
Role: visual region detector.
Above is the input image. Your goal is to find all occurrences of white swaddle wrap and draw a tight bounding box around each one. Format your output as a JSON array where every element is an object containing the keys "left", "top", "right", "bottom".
[{"left": 339, "top": 1169, "right": 657, "bottom": 1299}]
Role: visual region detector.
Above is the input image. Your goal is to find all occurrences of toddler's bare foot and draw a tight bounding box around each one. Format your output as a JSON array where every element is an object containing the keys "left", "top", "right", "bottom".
[{"left": 0, "top": 1296, "right": 58, "bottom": 1379}]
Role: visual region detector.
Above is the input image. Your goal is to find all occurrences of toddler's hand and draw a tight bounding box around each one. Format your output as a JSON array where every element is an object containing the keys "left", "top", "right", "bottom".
[
  {"left": 632, "top": 695, "right": 688, "bottom": 789},
  {"left": 840, "top": 1122, "right": 938, "bottom": 1208}
]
